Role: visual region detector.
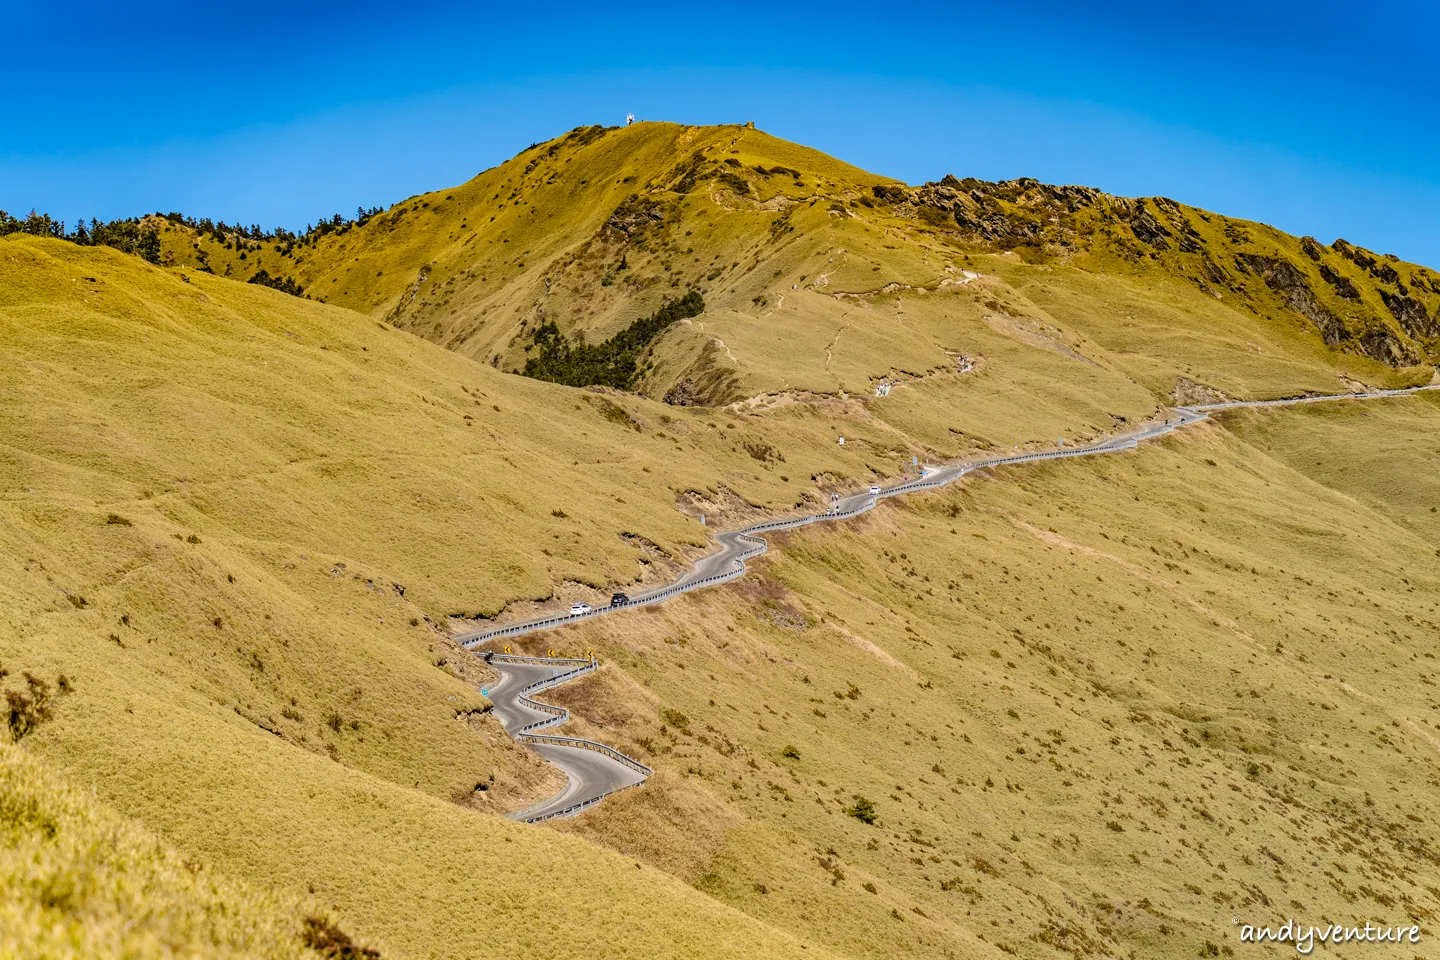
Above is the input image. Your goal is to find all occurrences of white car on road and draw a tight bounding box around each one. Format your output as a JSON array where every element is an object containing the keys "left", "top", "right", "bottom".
[
  {"left": 569, "top": 602, "right": 592, "bottom": 616},
  {"left": 869, "top": 485, "right": 881, "bottom": 496}
]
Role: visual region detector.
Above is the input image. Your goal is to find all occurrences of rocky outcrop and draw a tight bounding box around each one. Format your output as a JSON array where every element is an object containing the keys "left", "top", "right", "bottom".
[
  {"left": 662, "top": 377, "right": 701, "bottom": 406},
  {"left": 896, "top": 177, "right": 1435, "bottom": 368},
  {"left": 605, "top": 195, "right": 666, "bottom": 236},
  {"left": 1235, "top": 253, "right": 1348, "bottom": 348},
  {"left": 1129, "top": 208, "right": 1172, "bottom": 250},
  {"left": 1380, "top": 290, "right": 1439, "bottom": 339},
  {"left": 1318, "top": 263, "right": 1360, "bottom": 299},
  {"left": 1333, "top": 239, "right": 1403, "bottom": 287},
  {"left": 658, "top": 340, "right": 743, "bottom": 407},
  {"left": 1234, "top": 253, "right": 1424, "bottom": 364},
  {"left": 905, "top": 177, "right": 1108, "bottom": 248}
]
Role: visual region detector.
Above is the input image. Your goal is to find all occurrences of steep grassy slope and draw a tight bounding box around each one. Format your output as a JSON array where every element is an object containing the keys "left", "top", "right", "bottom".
[
  {"left": 153, "top": 123, "right": 1436, "bottom": 412},
  {"left": 1219, "top": 396, "right": 1440, "bottom": 545},
  {"left": 517, "top": 393, "right": 1440, "bottom": 960},
  {"left": 0, "top": 740, "right": 327, "bottom": 959},
  {"left": 1, "top": 234, "right": 883, "bottom": 958}
]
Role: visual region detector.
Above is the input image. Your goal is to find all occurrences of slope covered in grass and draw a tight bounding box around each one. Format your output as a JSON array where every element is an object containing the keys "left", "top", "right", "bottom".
[
  {"left": 522, "top": 393, "right": 1440, "bottom": 960},
  {"left": 0, "top": 234, "right": 871, "bottom": 958},
  {"left": 0, "top": 739, "right": 325, "bottom": 959},
  {"left": 5, "top": 122, "right": 1439, "bottom": 960}
]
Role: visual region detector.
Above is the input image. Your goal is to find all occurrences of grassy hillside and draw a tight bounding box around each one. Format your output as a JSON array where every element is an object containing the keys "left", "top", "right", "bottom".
[
  {"left": 0, "top": 234, "right": 878, "bottom": 958},
  {"left": 0, "top": 738, "right": 332, "bottom": 959},
  {"left": 150, "top": 122, "right": 1436, "bottom": 412},
  {"left": 507, "top": 392, "right": 1440, "bottom": 960}
]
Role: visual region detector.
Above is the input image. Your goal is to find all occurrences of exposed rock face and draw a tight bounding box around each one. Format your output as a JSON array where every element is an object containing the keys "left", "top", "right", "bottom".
[
  {"left": 1229, "top": 253, "right": 1419, "bottom": 364},
  {"left": 1234, "top": 253, "right": 1349, "bottom": 349},
  {"left": 881, "top": 172, "right": 1434, "bottom": 368},
  {"left": 906, "top": 177, "right": 1104, "bottom": 247},
  {"left": 890, "top": 175, "right": 1437, "bottom": 369},
  {"left": 1199, "top": 255, "right": 1229, "bottom": 287},
  {"left": 1380, "top": 290, "right": 1439, "bottom": 339},
  {"left": 1333, "top": 239, "right": 1376, "bottom": 271},
  {"left": 605, "top": 196, "right": 666, "bottom": 236},
  {"left": 1129, "top": 209, "right": 1172, "bottom": 250},
  {"left": 1334, "top": 239, "right": 1403, "bottom": 286},
  {"left": 657, "top": 340, "right": 743, "bottom": 407},
  {"left": 1319, "top": 263, "right": 1360, "bottom": 299},
  {"left": 662, "top": 377, "right": 700, "bottom": 406}
]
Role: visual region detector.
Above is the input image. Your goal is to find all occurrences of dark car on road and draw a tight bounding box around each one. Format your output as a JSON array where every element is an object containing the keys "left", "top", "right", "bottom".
[{"left": 610, "top": 593, "right": 629, "bottom": 607}]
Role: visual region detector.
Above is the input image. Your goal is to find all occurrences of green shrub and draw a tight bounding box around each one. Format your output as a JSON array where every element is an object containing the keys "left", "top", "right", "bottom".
[
  {"left": 300, "top": 914, "right": 380, "bottom": 959},
  {"left": 846, "top": 797, "right": 877, "bottom": 824},
  {"left": 744, "top": 440, "right": 784, "bottom": 463},
  {"left": 522, "top": 292, "right": 703, "bottom": 390},
  {"left": 917, "top": 206, "right": 953, "bottom": 228},
  {"left": 247, "top": 269, "right": 306, "bottom": 298},
  {"left": 715, "top": 172, "right": 750, "bottom": 196},
  {"left": 3, "top": 667, "right": 68, "bottom": 742}
]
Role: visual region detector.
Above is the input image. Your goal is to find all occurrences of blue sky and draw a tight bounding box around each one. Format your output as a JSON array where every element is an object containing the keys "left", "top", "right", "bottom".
[{"left": 7, "top": 0, "right": 1439, "bottom": 265}]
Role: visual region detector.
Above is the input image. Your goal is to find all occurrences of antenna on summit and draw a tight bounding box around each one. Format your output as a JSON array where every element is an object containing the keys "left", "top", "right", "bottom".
[{"left": 626, "top": 112, "right": 636, "bottom": 126}]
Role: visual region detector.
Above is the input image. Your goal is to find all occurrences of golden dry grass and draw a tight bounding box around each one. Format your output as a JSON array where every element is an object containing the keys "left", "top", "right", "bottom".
[
  {"left": 153, "top": 122, "right": 1433, "bottom": 419},
  {"left": 543, "top": 395, "right": 1440, "bottom": 960},
  {"left": 0, "top": 235, "right": 869, "bottom": 958},
  {"left": 0, "top": 739, "right": 318, "bottom": 959}
]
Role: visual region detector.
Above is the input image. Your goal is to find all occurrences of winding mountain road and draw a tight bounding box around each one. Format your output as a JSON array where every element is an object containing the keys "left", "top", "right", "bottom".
[
  {"left": 466, "top": 384, "right": 1437, "bottom": 822},
  {"left": 484, "top": 654, "right": 651, "bottom": 823}
]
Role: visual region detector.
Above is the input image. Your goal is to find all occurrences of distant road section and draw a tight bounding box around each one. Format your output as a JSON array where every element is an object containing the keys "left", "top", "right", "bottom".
[{"left": 457, "top": 386, "right": 1438, "bottom": 650}]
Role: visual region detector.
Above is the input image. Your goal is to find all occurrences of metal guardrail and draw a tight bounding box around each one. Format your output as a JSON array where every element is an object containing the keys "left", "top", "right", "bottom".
[
  {"left": 521, "top": 733, "right": 654, "bottom": 777},
  {"left": 489, "top": 653, "right": 593, "bottom": 666},
  {"left": 519, "top": 779, "right": 640, "bottom": 824},
  {"left": 1188, "top": 384, "right": 1437, "bottom": 412},
  {"left": 457, "top": 386, "right": 1439, "bottom": 649}
]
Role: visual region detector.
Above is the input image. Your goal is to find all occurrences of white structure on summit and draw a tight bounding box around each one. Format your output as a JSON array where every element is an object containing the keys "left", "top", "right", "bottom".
[{"left": 626, "top": 112, "right": 636, "bottom": 125}]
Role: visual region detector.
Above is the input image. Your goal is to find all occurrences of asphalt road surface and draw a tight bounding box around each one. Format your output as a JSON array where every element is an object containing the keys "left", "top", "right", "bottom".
[{"left": 487, "top": 658, "right": 648, "bottom": 822}]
